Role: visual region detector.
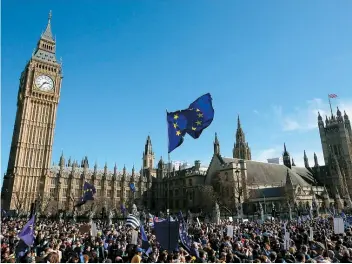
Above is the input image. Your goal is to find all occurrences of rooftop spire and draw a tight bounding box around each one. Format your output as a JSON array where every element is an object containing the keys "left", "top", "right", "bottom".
[
  {"left": 214, "top": 132, "right": 220, "bottom": 155},
  {"left": 237, "top": 115, "right": 241, "bottom": 129},
  {"left": 314, "top": 152, "right": 319, "bottom": 167},
  {"left": 214, "top": 132, "right": 219, "bottom": 144},
  {"left": 304, "top": 150, "right": 309, "bottom": 168},
  {"left": 41, "top": 10, "right": 54, "bottom": 41},
  {"left": 283, "top": 143, "right": 289, "bottom": 156},
  {"left": 145, "top": 135, "right": 153, "bottom": 155}
]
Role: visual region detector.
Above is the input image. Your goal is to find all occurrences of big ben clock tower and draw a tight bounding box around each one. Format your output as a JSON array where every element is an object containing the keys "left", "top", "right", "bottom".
[{"left": 2, "top": 11, "right": 63, "bottom": 211}]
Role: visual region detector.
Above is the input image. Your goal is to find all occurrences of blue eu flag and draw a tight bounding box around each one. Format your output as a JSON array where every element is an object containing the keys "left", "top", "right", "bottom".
[
  {"left": 167, "top": 93, "right": 214, "bottom": 153},
  {"left": 140, "top": 225, "right": 152, "bottom": 255},
  {"left": 185, "top": 93, "right": 214, "bottom": 139},
  {"left": 167, "top": 110, "right": 189, "bottom": 153},
  {"left": 177, "top": 211, "right": 192, "bottom": 252},
  {"left": 75, "top": 181, "right": 96, "bottom": 207},
  {"left": 18, "top": 214, "right": 35, "bottom": 246}
]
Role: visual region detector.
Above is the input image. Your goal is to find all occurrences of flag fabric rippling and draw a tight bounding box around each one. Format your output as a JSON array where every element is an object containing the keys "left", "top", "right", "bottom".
[
  {"left": 167, "top": 93, "right": 214, "bottom": 153},
  {"left": 18, "top": 215, "right": 35, "bottom": 246},
  {"left": 140, "top": 225, "right": 152, "bottom": 255},
  {"left": 125, "top": 214, "right": 140, "bottom": 229},
  {"left": 75, "top": 181, "right": 96, "bottom": 207},
  {"left": 177, "top": 211, "right": 192, "bottom": 252}
]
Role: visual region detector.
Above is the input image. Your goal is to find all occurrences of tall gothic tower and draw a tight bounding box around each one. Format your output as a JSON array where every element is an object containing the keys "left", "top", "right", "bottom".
[
  {"left": 143, "top": 135, "right": 155, "bottom": 169},
  {"left": 318, "top": 109, "right": 352, "bottom": 199},
  {"left": 1, "top": 11, "right": 63, "bottom": 210},
  {"left": 233, "top": 115, "right": 252, "bottom": 160}
]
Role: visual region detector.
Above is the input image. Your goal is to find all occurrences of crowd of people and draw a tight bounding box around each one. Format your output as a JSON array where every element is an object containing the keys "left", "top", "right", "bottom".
[{"left": 1, "top": 214, "right": 352, "bottom": 263}]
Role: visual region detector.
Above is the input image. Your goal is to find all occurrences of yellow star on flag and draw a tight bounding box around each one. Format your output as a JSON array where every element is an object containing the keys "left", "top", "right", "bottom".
[
  {"left": 191, "top": 127, "right": 196, "bottom": 131},
  {"left": 174, "top": 114, "right": 179, "bottom": 120},
  {"left": 176, "top": 130, "right": 181, "bottom": 136},
  {"left": 197, "top": 113, "right": 203, "bottom": 118},
  {"left": 173, "top": 123, "right": 178, "bottom": 128},
  {"left": 196, "top": 120, "right": 202, "bottom": 126},
  {"left": 196, "top": 108, "right": 200, "bottom": 112}
]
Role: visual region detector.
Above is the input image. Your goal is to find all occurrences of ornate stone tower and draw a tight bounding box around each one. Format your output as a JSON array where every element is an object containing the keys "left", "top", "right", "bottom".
[
  {"left": 318, "top": 109, "right": 352, "bottom": 200},
  {"left": 213, "top": 132, "right": 220, "bottom": 155},
  {"left": 1, "top": 11, "right": 63, "bottom": 211},
  {"left": 233, "top": 115, "right": 251, "bottom": 160},
  {"left": 143, "top": 135, "right": 155, "bottom": 170}
]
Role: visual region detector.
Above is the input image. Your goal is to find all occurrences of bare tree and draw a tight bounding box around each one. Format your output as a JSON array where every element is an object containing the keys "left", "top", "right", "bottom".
[
  {"left": 211, "top": 173, "right": 239, "bottom": 214},
  {"left": 198, "top": 185, "right": 218, "bottom": 213},
  {"left": 91, "top": 196, "right": 105, "bottom": 215},
  {"left": 41, "top": 194, "right": 58, "bottom": 216},
  {"left": 12, "top": 191, "right": 29, "bottom": 215}
]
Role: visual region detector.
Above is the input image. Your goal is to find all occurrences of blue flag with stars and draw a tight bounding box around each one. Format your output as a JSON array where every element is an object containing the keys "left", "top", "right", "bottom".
[
  {"left": 75, "top": 181, "right": 96, "bottom": 207},
  {"left": 167, "top": 93, "right": 214, "bottom": 153},
  {"left": 167, "top": 110, "right": 190, "bottom": 153},
  {"left": 18, "top": 214, "right": 35, "bottom": 247},
  {"left": 177, "top": 211, "right": 192, "bottom": 252}
]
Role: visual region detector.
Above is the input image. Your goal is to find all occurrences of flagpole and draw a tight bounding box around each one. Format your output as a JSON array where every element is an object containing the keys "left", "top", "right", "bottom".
[
  {"left": 328, "top": 94, "right": 333, "bottom": 117},
  {"left": 166, "top": 109, "right": 171, "bottom": 252}
]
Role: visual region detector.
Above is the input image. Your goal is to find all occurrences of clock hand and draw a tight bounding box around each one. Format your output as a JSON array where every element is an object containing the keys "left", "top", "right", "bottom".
[{"left": 39, "top": 82, "right": 49, "bottom": 88}]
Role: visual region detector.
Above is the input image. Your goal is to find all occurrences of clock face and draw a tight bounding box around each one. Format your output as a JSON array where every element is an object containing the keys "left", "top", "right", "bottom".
[{"left": 35, "top": 75, "right": 54, "bottom": 92}]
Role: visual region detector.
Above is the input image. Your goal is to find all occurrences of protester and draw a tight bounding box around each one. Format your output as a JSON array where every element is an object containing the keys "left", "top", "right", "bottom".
[{"left": 1, "top": 213, "right": 352, "bottom": 263}]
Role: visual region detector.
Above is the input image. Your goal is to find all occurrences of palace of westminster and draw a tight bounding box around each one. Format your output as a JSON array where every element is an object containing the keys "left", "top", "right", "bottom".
[{"left": 2, "top": 12, "right": 352, "bottom": 216}]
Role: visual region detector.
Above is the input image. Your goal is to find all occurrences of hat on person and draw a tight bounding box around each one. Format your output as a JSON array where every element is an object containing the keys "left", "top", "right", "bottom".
[{"left": 136, "top": 248, "right": 143, "bottom": 253}]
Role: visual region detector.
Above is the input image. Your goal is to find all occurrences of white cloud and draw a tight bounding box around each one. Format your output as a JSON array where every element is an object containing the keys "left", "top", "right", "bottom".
[
  {"left": 253, "top": 146, "right": 325, "bottom": 167},
  {"left": 253, "top": 109, "right": 259, "bottom": 115},
  {"left": 273, "top": 98, "right": 352, "bottom": 132}
]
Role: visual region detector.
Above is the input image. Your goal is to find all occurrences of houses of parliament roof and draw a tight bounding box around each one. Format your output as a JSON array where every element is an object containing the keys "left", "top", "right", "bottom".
[
  {"left": 50, "top": 160, "right": 146, "bottom": 181},
  {"left": 217, "top": 155, "right": 316, "bottom": 187}
]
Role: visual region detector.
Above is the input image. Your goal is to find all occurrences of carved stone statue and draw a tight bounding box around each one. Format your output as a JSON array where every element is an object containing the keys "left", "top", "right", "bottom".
[
  {"left": 73, "top": 210, "right": 77, "bottom": 223},
  {"left": 109, "top": 211, "right": 114, "bottom": 219},
  {"left": 131, "top": 204, "right": 139, "bottom": 217},
  {"left": 188, "top": 210, "right": 193, "bottom": 225},
  {"left": 108, "top": 211, "right": 113, "bottom": 226},
  {"left": 89, "top": 210, "right": 94, "bottom": 221},
  {"left": 213, "top": 202, "right": 220, "bottom": 224},
  {"left": 259, "top": 203, "right": 264, "bottom": 222}
]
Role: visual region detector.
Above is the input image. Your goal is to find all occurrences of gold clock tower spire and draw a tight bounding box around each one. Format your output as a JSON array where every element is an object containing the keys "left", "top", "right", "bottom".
[{"left": 1, "top": 11, "right": 63, "bottom": 211}]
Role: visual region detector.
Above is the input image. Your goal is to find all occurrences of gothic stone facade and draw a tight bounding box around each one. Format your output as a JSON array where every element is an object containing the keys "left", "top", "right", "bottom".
[
  {"left": 206, "top": 111, "right": 352, "bottom": 215},
  {"left": 2, "top": 12, "right": 352, "bottom": 215}
]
